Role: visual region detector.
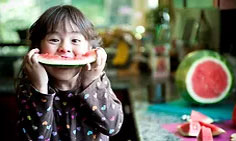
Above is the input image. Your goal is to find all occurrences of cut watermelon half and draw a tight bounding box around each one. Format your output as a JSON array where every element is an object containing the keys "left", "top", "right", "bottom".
[
  {"left": 37, "top": 50, "right": 96, "bottom": 67},
  {"left": 197, "top": 126, "right": 213, "bottom": 141},
  {"left": 190, "top": 110, "right": 214, "bottom": 124},
  {"left": 175, "top": 50, "right": 234, "bottom": 104}
]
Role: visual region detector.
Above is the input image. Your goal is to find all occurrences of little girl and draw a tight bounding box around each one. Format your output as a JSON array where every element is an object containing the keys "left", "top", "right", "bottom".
[{"left": 16, "top": 5, "right": 124, "bottom": 141}]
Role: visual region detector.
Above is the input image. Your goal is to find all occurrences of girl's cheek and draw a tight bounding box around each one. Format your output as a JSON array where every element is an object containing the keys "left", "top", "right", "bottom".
[
  {"left": 41, "top": 47, "right": 50, "bottom": 54},
  {"left": 74, "top": 44, "right": 90, "bottom": 55},
  {"left": 41, "top": 46, "right": 57, "bottom": 54},
  {"left": 74, "top": 48, "right": 86, "bottom": 56},
  {"left": 40, "top": 39, "right": 58, "bottom": 54},
  {"left": 40, "top": 41, "right": 50, "bottom": 53}
]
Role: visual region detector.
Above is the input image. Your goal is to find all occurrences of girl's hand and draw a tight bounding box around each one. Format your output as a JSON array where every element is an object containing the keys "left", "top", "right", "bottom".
[
  {"left": 24, "top": 48, "right": 48, "bottom": 93},
  {"left": 81, "top": 47, "right": 107, "bottom": 88}
]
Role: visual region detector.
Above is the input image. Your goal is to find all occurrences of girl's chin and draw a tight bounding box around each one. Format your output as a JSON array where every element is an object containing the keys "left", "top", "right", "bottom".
[
  {"left": 45, "top": 66, "right": 82, "bottom": 79},
  {"left": 46, "top": 66, "right": 82, "bottom": 71},
  {"left": 50, "top": 71, "right": 81, "bottom": 81}
]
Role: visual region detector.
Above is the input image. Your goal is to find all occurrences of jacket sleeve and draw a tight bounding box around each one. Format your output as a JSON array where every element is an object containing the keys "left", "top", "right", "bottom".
[
  {"left": 17, "top": 82, "right": 56, "bottom": 141},
  {"left": 78, "top": 72, "right": 124, "bottom": 136}
]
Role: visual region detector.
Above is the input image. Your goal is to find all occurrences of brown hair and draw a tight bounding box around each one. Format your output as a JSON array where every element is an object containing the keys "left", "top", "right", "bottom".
[{"left": 29, "top": 5, "right": 102, "bottom": 49}]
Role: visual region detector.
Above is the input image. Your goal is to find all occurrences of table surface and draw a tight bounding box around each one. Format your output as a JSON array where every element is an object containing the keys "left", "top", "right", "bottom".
[
  {"left": 110, "top": 74, "right": 236, "bottom": 141},
  {"left": 1, "top": 72, "right": 235, "bottom": 141}
]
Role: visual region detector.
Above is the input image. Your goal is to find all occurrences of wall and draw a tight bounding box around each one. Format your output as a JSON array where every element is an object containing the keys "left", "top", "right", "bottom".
[
  {"left": 172, "top": 8, "right": 220, "bottom": 51},
  {"left": 174, "top": 0, "right": 214, "bottom": 8}
]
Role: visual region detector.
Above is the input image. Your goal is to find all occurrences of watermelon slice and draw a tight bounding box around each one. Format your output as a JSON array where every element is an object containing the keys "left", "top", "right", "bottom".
[
  {"left": 177, "top": 121, "right": 225, "bottom": 137},
  {"left": 197, "top": 126, "right": 213, "bottom": 141},
  {"left": 175, "top": 50, "right": 234, "bottom": 104},
  {"left": 177, "top": 121, "right": 201, "bottom": 137},
  {"left": 198, "top": 121, "right": 225, "bottom": 136},
  {"left": 37, "top": 50, "right": 96, "bottom": 66},
  {"left": 190, "top": 110, "right": 214, "bottom": 124}
]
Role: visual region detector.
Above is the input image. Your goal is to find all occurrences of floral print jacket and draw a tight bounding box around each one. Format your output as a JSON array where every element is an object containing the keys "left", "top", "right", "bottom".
[{"left": 17, "top": 73, "right": 124, "bottom": 141}]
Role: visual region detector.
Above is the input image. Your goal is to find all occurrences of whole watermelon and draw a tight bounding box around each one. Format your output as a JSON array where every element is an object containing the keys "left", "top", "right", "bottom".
[{"left": 175, "top": 50, "right": 234, "bottom": 104}]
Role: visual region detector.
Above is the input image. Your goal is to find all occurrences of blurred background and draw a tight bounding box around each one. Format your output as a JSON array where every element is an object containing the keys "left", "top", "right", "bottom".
[
  {"left": 1, "top": 0, "right": 236, "bottom": 140},
  {"left": 1, "top": 0, "right": 236, "bottom": 78}
]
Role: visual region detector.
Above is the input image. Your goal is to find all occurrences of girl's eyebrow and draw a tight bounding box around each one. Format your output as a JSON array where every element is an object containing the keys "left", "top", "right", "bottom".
[
  {"left": 70, "top": 31, "right": 82, "bottom": 34},
  {"left": 47, "top": 31, "right": 81, "bottom": 35},
  {"left": 47, "top": 31, "right": 59, "bottom": 35},
  {"left": 70, "top": 32, "right": 84, "bottom": 37}
]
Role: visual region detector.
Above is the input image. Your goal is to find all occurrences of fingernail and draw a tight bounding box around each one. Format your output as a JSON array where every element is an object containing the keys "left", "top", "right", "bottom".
[{"left": 87, "top": 64, "right": 91, "bottom": 70}]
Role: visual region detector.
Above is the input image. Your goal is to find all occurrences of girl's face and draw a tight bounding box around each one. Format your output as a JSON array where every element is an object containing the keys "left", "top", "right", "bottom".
[
  {"left": 40, "top": 21, "right": 90, "bottom": 83},
  {"left": 40, "top": 21, "right": 91, "bottom": 56}
]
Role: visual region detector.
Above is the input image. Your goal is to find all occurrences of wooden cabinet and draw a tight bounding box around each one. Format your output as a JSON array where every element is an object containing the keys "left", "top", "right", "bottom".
[{"left": 216, "top": 0, "right": 236, "bottom": 9}]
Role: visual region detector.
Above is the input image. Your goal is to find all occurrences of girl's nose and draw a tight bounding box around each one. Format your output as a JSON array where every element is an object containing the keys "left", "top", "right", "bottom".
[{"left": 58, "top": 43, "right": 72, "bottom": 53}]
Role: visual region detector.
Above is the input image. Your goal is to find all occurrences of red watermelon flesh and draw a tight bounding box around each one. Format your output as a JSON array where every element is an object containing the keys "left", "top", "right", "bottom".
[
  {"left": 197, "top": 126, "right": 213, "bottom": 141},
  {"left": 192, "top": 60, "right": 227, "bottom": 99},
  {"left": 175, "top": 50, "right": 234, "bottom": 104},
  {"left": 198, "top": 121, "right": 225, "bottom": 136},
  {"left": 38, "top": 50, "right": 96, "bottom": 66},
  {"left": 190, "top": 110, "right": 214, "bottom": 124},
  {"left": 177, "top": 121, "right": 201, "bottom": 137}
]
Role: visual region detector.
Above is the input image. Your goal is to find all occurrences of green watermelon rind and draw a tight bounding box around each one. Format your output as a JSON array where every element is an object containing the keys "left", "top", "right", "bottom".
[{"left": 175, "top": 50, "right": 234, "bottom": 104}]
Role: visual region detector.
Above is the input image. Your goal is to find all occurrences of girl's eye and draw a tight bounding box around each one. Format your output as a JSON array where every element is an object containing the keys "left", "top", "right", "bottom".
[
  {"left": 49, "top": 39, "right": 59, "bottom": 42},
  {"left": 72, "top": 39, "right": 81, "bottom": 43}
]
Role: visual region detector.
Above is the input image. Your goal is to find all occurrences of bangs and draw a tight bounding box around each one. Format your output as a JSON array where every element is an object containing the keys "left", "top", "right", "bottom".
[
  {"left": 46, "top": 11, "right": 77, "bottom": 33},
  {"left": 44, "top": 6, "right": 89, "bottom": 39},
  {"left": 29, "top": 5, "right": 101, "bottom": 49}
]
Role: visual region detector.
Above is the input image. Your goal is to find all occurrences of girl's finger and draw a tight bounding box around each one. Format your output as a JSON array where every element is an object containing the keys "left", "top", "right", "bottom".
[
  {"left": 31, "top": 53, "right": 39, "bottom": 64},
  {"left": 86, "top": 63, "right": 91, "bottom": 71},
  {"left": 28, "top": 48, "right": 39, "bottom": 58},
  {"left": 97, "top": 47, "right": 107, "bottom": 68},
  {"left": 88, "top": 47, "right": 106, "bottom": 70},
  {"left": 96, "top": 48, "right": 102, "bottom": 66},
  {"left": 24, "top": 63, "right": 31, "bottom": 74},
  {"left": 90, "top": 48, "right": 101, "bottom": 70},
  {"left": 27, "top": 48, "right": 40, "bottom": 66}
]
